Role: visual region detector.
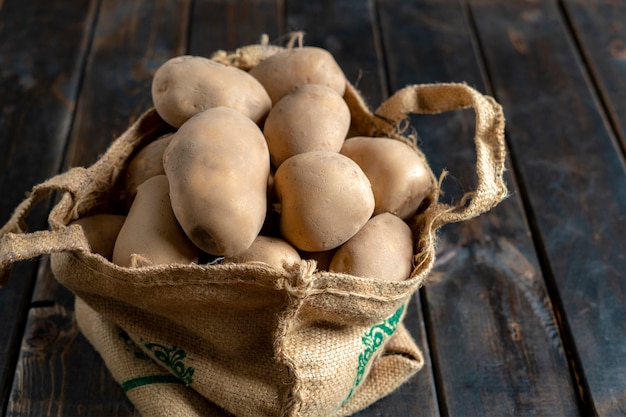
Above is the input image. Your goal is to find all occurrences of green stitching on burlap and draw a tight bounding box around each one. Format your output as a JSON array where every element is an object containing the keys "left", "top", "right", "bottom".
[
  {"left": 139, "top": 340, "right": 195, "bottom": 386},
  {"left": 343, "top": 303, "right": 405, "bottom": 404},
  {"left": 121, "top": 374, "right": 183, "bottom": 392},
  {"left": 118, "top": 330, "right": 195, "bottom": 386}
]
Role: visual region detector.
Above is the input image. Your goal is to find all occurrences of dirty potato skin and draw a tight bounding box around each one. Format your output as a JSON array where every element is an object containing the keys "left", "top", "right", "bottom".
[
  {"left": 263, "top": 84, "right": 351, "bottom": 167},
  {"left": 112, "top": 175, "right": 199, "bottom": 267},
  {"left": 274, "top": 151, "right": 375, "bottom": 252},
  {"left": 164, "top": 107, "right": 270, "bottom": 257},
  {"left": 152, "top": 55, "right": 271, "bottom": 128},
  {"left": 249, "top": 46, "right": 346, "bottom": 105},
  {"left": 340, "top": 136, "right": 434, "bottom": 220},
  {"left": 329, "top": 212, "right": 414, "bottom": 281}
]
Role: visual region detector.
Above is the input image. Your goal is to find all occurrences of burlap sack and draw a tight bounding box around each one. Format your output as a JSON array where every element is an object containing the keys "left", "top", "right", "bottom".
[
  {"left": 74, "top": 296, "right": 232, "bottom": 417},
  {"left": 0, "top": 41, "right": 506, "bottom": 417}
]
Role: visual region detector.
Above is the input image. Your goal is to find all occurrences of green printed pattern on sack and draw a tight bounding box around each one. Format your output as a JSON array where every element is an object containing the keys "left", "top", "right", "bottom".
[
  {"left": 344, "top": 303, "right": 405, "bottom": 403},
  {"left": 117, "top": 331, "right": 193, "bottom": 391},
  {"left": 121, "top": 374, "right": 184, "bottom": 392},
  {"left": 139, "top": 339, "right": 195, "bottom": 386}
]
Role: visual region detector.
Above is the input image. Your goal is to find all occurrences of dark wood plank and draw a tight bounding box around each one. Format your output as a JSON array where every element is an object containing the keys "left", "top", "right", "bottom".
[
  {"left": 285, "top": 0, "right": 386, "bottom": 107},
  {"left": 5, "top": 1, "right": 191, "bottom": 416},
  {"left": 189, "top": 0, "right": 281, "bottom": 57},
  {"left": 563, "top": 0, "right": 626, "bottom": 153},
  {"left": 379, "top": 0, "right": 581, "bottom": 415},
  {"left": 0, "top": 0, "right": 98, "bottom": 413},
  {"left": 63, "top": 0, "right": 192, "bottom": 169},
  {"left": 468, "top": 0, "right": 626, "bottom": 415},
  {"left": 284, "top": 1, "right": 440, "bottom": 416}
]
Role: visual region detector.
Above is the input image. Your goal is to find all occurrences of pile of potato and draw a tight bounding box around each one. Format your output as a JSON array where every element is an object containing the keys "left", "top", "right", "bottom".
[{"left": 76, "top": 46, "right": 434, "bottom": 282}]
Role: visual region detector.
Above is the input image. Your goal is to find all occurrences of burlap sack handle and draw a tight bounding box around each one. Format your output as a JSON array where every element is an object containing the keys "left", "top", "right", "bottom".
[
  {"left": 0, "top": 167, "right": 92, "bottom": 286},
  {"left": 0, "top": 109, "right": 167, "bottom": 287},
  {"left": 374, "top": 83, "right": 507, "bottom": 228}
]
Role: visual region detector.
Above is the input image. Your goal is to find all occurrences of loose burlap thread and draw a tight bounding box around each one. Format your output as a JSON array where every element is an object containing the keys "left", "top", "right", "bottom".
[{"left": 0, "top": 40, "right": 506, "bottom": 417}]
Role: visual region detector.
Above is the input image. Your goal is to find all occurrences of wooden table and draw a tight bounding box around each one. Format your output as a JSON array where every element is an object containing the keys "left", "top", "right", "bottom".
[{"left": 1, "top": 1, "right": 625, "bottom": 416}]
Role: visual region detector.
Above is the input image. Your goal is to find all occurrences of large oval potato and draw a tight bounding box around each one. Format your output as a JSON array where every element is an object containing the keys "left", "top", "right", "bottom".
[
  {"left": 70, "top": 214, "right": 126, "bottom": 260},
  {"left": 164, "top": 107, "right": 270, "bottom": 257},
  {"left": 329, "top": 213, "right": 413, "bottom": 281},
  {"left": 152, "top": 55, "right": 271, "bottom": 127},
  {"left": 249, "top": 46, "right": 346, "bottom": 105},
  {"left": 112, "top": 175, "right": 199, "bottom": 267},
  {"left": 263, "top": 84, "right": 350, "bottom": 167},
  {"left": 224, "top": 235, "right": 301, "bottom": 272},
  {"left": 274, "top": 151, "right": 375, "bottom": 252},
  {"left": 340, "top": 136, "right": 434, "bottom": 220}
]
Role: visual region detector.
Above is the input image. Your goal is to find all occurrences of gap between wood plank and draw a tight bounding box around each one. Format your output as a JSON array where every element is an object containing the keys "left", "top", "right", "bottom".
[
  {"left": 369, "top": 0, "right": 390, "bottom": 101},
  {"left": 184, "top": 0, "right": 196, "bottom": 55},
  {"left": 418, "top": 288, "right": 449, "bottom": 417},
  {"left": 58, "top": 0, "right": 103, "bottom": 172},
  {"left": 558, "top": 0, "right": 626, "bottom": 166}
]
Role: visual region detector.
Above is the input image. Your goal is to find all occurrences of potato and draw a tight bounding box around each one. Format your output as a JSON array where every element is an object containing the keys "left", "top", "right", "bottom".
[
  {"left": 152, "top": 55, "right": 271, "bottom": 128},
  {"left": 340, "top": 136, "right": 434, "bottom": 220},
  {"left": 164, "top": 107, "right": 270, "bottom": 257},
  {"left": 274, "top": 151, "right": 375, "bottom": 252},
  {"left": 249, "top": 46, "right": 346, "bottom": 105},
  {"left": 263, "top": 84, "right": 350, "bottom": 167},
  {"left": 112, "top": 175, "right": 199, "bottom": 267},
  {"left": 329, "top": 213, "right": 413, "bottom": 281},
  {"left": 299, "top": 249, "right": 336, "bottom": 272},
  {"left": 225, "top": 235, "right": 301, "bottom": 271},
  {"left": 70, "top": 214, "right": 126, "bottom": 260},
  {"left": 123, "top": 133, "right": 174, "bottom": 201}
]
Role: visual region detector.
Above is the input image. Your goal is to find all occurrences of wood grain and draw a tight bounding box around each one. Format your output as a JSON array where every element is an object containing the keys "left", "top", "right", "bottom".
[
  {"left": 469, "top": 0, "right": 626, "bottom": 415},
  {"left": 189, "top": 0, "right": 281, "bottom": 57},
  {"left": 0, "top": 0, "right": 98, "bottom": 413},
  {"left": 5, "top": 0, "right": 191, "bottom": 415},
  {"left": 63, "top": 0, "right": 191, "bottom": 169},
  {"left": 379, "top": 0, "right": 580, "bottom": 415},
  {"left": 285, "top": 0, "right": 387, "bottom": 107},
  {"left": 562, "top": 0, "right": 626, "bottom": 153}
]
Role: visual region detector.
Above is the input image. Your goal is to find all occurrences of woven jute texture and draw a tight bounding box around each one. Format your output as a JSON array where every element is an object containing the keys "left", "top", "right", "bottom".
[
  {"left": 0, "top": 40, "right": 507, "bottom": 417},
  {"left": 75, "top": 297, "right": 231, "bottom": 417}
]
